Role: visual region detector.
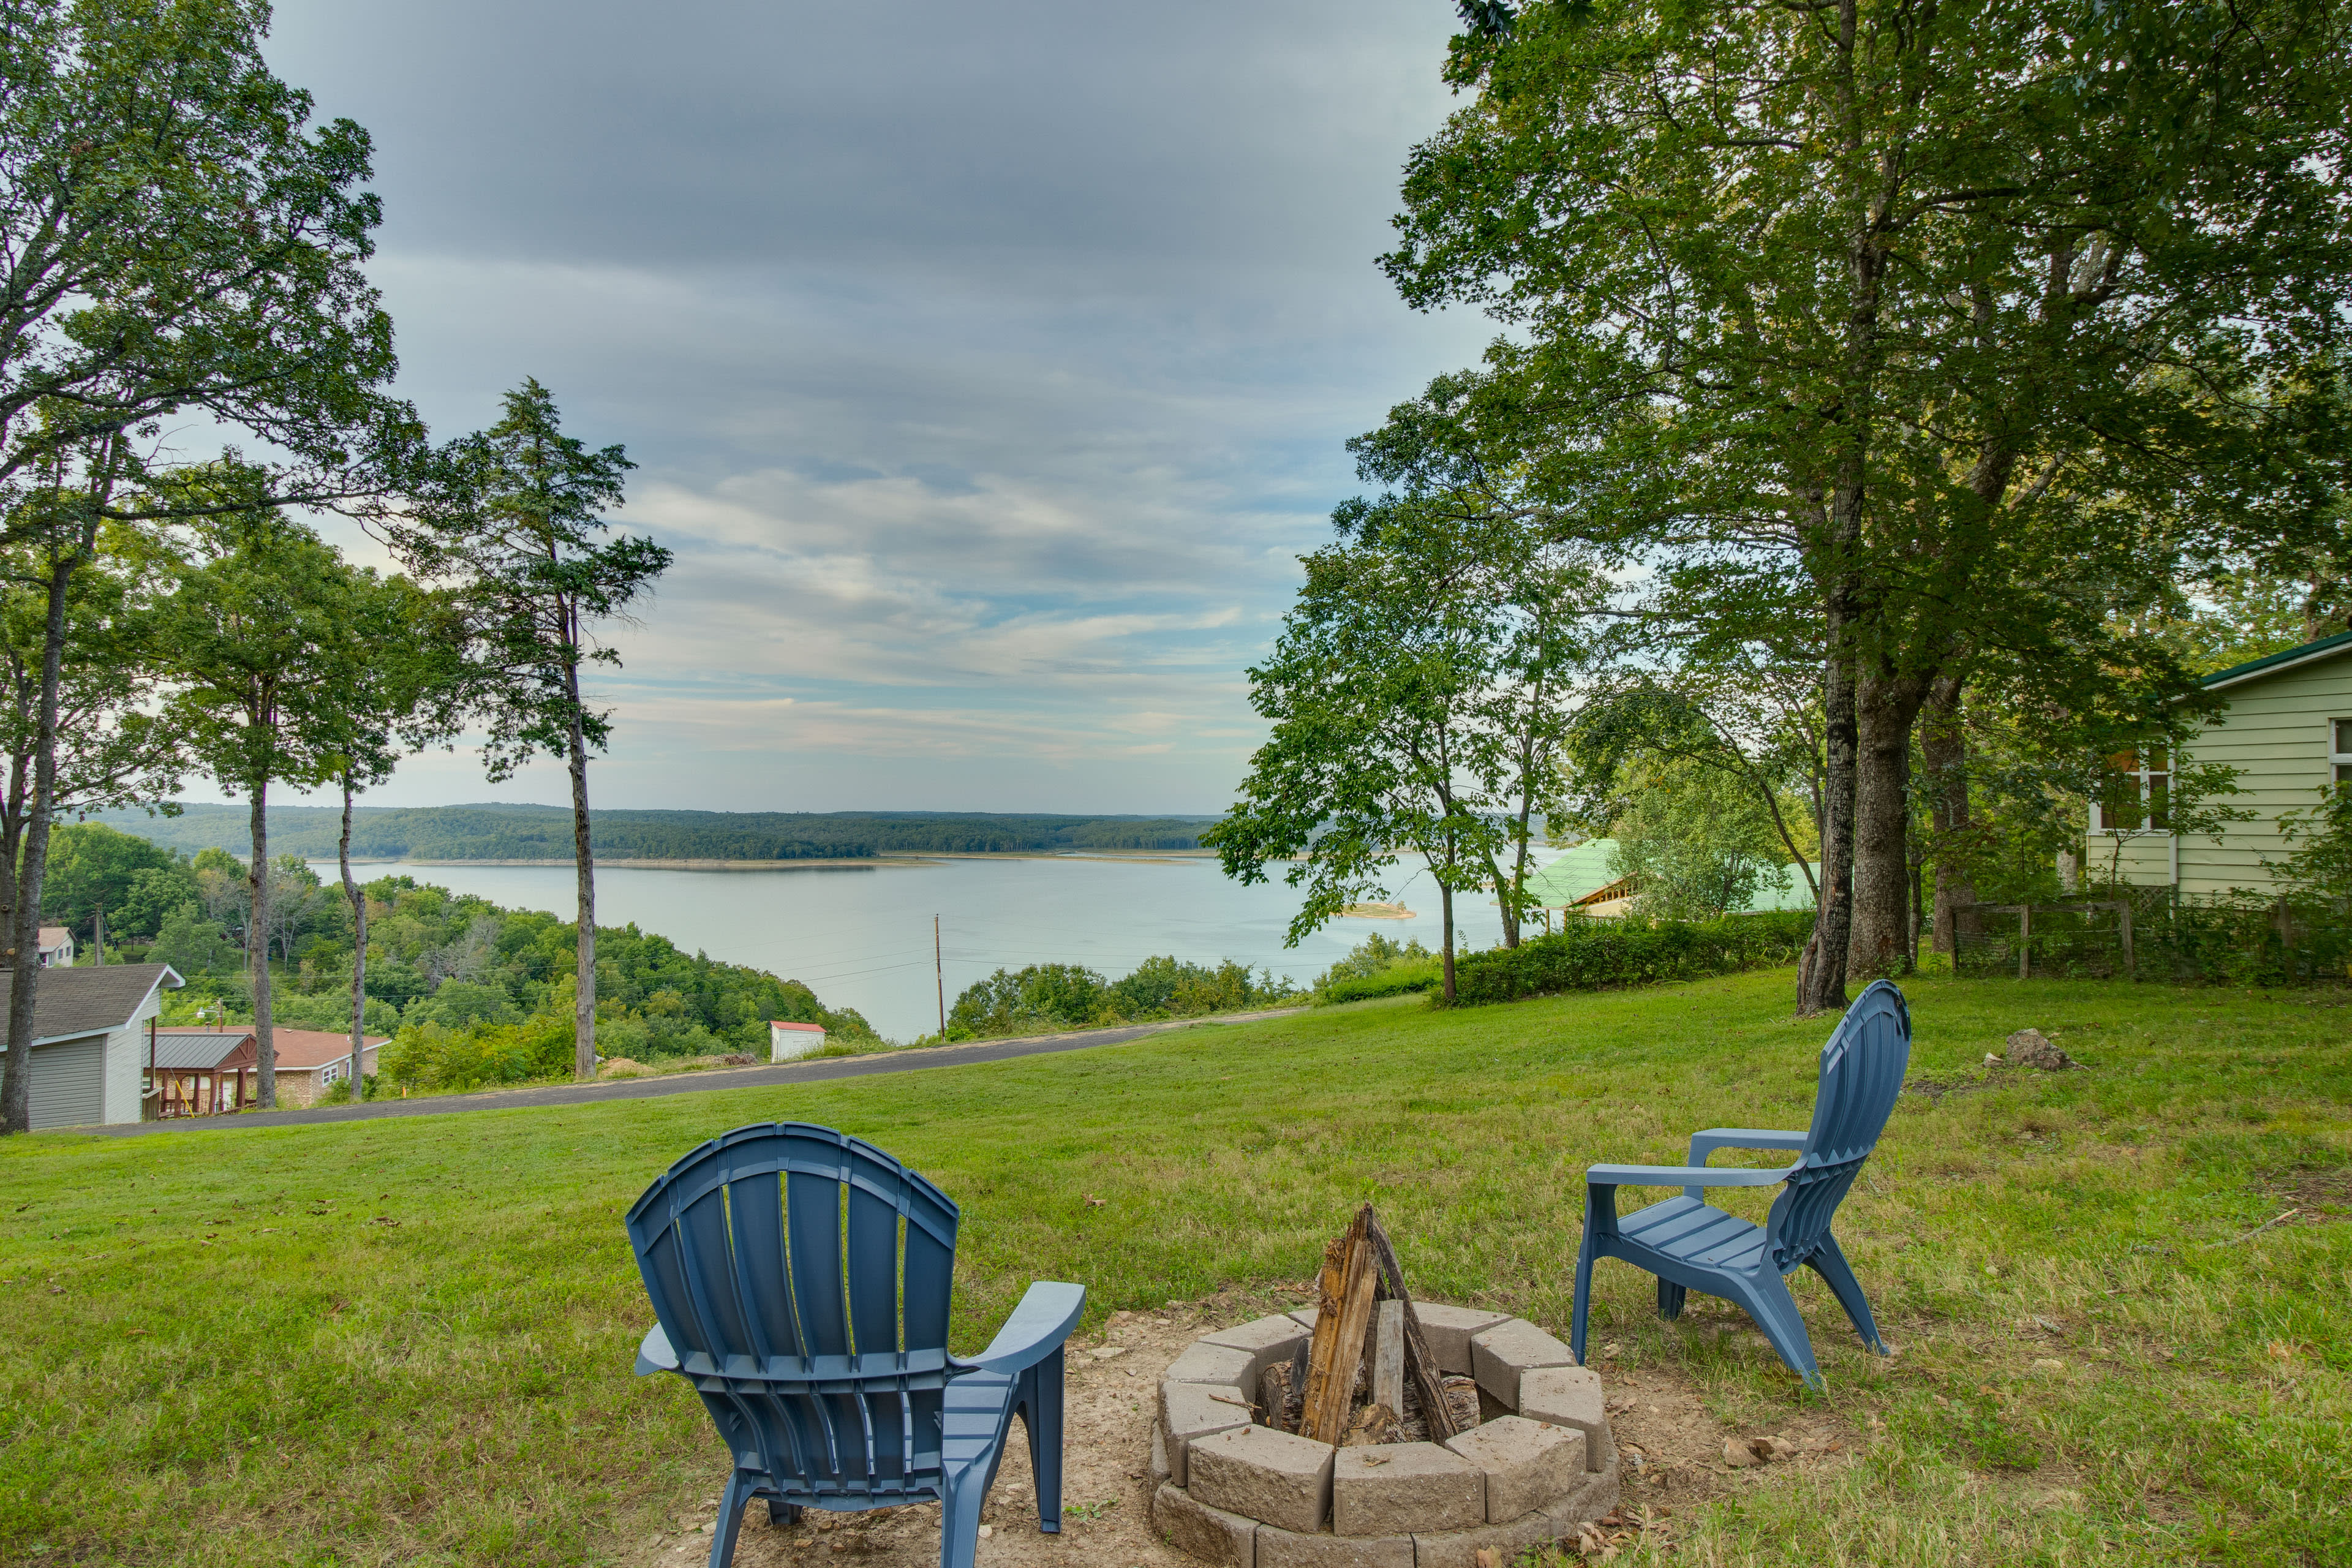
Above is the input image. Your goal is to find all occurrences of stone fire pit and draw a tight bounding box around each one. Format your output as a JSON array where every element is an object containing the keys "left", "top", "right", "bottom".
[{"left": 1149, "top": 1302, "right": 1619, "bottom": 1567}]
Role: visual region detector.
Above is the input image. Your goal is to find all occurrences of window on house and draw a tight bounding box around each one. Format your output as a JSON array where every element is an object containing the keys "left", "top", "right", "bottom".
[
  {"left": 2334, "top": 717, "right": 2351, "bottom": 788},
  {"left": 2092, "top": 746, "right": 2170, "bottom": 832}
]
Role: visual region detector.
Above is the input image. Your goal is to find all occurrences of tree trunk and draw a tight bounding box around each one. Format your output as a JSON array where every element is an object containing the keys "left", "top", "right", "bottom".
[
  {"left": 249, "top": 784, "right": 276, "bottom": 1108},
  {"left": 1849, "top": 665, "right": 1924, "bottom": 981},
  {"left": 1438, "top": 877, "right": 1456, "bottom": 1003},
  {"left": 0, "top": 554, "right": 73, "bottom": 1135},
  {"left": 341, "top": 773, "right": 368, "bottom": 1095},
  {"left": 1799, "top": 618, "right": 1857, "bottom": 1014},
  {"left": 566, "top": 666, "right": 597, "bottom": 1081},
  {"left": 1922, "top": 674, "right": 1978, "bottom": 956}
]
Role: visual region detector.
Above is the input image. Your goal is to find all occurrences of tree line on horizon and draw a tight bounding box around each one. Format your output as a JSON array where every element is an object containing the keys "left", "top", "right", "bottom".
[
  {"left": 84, "top": 804, "right": 1218, "bottom": 862},
  {"left": 1211, "top": 0, "right": 2352, "bottom": 1008},
  {"left": 0, "top": 4, "right": 673, "bottom": 1133}
]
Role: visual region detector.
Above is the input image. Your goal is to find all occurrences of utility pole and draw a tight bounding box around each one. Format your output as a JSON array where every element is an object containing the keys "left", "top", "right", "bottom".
[{"left": 935, "top": 915, "right": 945, "bottom": 1036}]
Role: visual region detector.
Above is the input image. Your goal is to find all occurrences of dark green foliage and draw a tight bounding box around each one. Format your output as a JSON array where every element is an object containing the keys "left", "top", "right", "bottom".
[
  {"left": 157, "top": 871, "right": 873, "bottom": 1061},
  {"left": 1324, "top": 965, "right": 1442, "bottom": 1004},
  {"left": 945, "top": 956, "right": 1299, "bottom": 1039},
  {"left": 1955, "top": 889, "right": 2352, "bottom": 986},
  {"left": 400, "top": 980, "right": 519, "bottom": 1031},
  {"left": 89, "top": 804, "right": 1215, "bottom": 861},
  {"left": 1313, "top": 933, "right": 1441, "bottom": 1002},
  {"left": 1442, "top": 912, "right": 1817, "bottom": 1007},
  {"left": 148, "top": 902, "right": 233, "bottom": 978},
  {"left": 40, "top": 823, "right": 194, "bottom": 940}
]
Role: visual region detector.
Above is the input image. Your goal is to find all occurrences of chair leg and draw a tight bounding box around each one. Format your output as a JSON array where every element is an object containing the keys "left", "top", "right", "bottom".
[
  {"left": 938, "top": 1467, "right": 987, "bottom": 1568},
  {"left": 707, "top": 1471, "right": 753, "bottom": 1568},
  {"left": 1725, "top": 1270, "right": 1821, "bottom": 1390},
  {"left": 1570, "top": 1231, "right": 1599, "bottom": 1365},
  {"left": 1022, "top": 1348, "right": 1065, "bottom": 1533},
  {"left": 1657, "top": 1278, "right": 1687, "bottom": 1322},
  {"left": 764, "top": 1498, "right": 802, "bottom": 1526},
  {"left": 1804, "top": 1235, "right": 1886, "bottom": 1354}
]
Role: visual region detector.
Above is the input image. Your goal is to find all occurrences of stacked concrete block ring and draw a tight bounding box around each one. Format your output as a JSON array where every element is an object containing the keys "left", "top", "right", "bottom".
[{"left": 1150, "top": 1303, "right": 1619, "bottom": 1568}]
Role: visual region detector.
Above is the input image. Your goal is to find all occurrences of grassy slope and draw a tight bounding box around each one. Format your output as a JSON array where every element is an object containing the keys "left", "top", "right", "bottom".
[{"left": 2, "top": 971, "right": 2345, "bottom": 1567}]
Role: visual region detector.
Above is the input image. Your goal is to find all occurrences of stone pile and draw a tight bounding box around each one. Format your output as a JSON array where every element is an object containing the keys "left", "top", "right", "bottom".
[{"left": 1150, "top": 1303, "right": 1619, "bottom": 1567}]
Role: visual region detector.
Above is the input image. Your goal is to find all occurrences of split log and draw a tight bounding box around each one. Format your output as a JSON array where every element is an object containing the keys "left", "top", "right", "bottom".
[
  {"left": 1362, "top": 1208, "right": 1458, "bottom": 1441},
  {"left": 1371, "top": 1299, "right": 1404, "bottom": 1416},
  {"left": 1299, "top": 1205, "right": 1380, "bottom": 1443}
]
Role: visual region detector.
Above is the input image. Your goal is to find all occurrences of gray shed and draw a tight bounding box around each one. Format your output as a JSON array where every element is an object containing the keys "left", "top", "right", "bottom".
[{"left": 0, "top": 964, "right": 183, "bottom": 1129}]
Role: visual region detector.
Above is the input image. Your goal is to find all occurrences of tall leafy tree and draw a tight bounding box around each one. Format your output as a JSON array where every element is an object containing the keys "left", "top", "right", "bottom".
[
  {"left": 1383, "top": 0, "right": 2352, "bottom": 1011},
  {"left": 1208, "top": 495, "right": 1594, "bottom": 998},
  {"left": 0, "top": 0, "right": 420, "bottom": 1133},
  {"left": 326, "top": 579, "right": 468, "bottom": 1092},
  {"left": 149, "top": 487, "right": 383, "bottom": 1108},
  {"left": 404, "top": 380, "right": 670, "bottom": 1079},
  {"left": 0, "top": 485, "right": 181, "bottom": 1129}
]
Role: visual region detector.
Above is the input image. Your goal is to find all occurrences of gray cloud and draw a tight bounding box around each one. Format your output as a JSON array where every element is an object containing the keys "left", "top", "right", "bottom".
[{"left": 254, "top": 0, "right": 1491, "bottom": 813}]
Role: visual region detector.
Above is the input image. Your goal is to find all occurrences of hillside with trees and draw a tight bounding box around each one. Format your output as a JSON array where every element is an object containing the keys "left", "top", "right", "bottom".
[
  {"left": 43, "top": 823, "right": 873, "bottom": 1072},
  {"left": 91, "top": 804, "right": 1216, "bottom": 861}
]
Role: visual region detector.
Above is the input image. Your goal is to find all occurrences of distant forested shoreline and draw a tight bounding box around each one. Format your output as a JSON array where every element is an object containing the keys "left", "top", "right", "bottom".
[{"left": 89, "top": 804, "right": 1217, "bottom": 862}]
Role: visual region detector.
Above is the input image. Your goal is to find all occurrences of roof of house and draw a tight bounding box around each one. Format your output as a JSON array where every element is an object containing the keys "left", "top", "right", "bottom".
[
  {"left": 157, "top": 1024, "right": 387, "bottom": 1072},
  {"left": 0, "top": 963, "right": 182, "bottom": 1051},
  {"left": 771, "top": 1020, "right": 826, "bottom": 1032},
  {"left": 36, "top": 926, "right": 70, "bottom": 948},
  {"left": 149, "top": 1030, "right": 249, "bottom": 1071},
  {"left": 1522, "top": 840, "right": 1623, "bottom": 907},
  {"left": 2203, "top": 627, "right": 2352, "bottom": 692}
]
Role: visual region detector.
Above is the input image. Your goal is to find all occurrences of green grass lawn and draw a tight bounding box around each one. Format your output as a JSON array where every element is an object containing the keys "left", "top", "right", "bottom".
[{"left": 3, "top": 970, "right": 2345, "bottom": 1567}]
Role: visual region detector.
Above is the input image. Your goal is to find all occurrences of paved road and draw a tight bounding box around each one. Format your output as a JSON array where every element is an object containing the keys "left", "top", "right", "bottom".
[{"left": 82, "top": 1009, "right": 1306, "bottom": 1138}]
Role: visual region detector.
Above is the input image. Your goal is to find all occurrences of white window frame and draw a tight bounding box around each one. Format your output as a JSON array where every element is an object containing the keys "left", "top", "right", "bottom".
[
  {"left": 2090, "top": 747, "right": 2172, "bottom": 835},
  {"left": 2332, "top": 717, "right": 2351, "bottom": 790}
]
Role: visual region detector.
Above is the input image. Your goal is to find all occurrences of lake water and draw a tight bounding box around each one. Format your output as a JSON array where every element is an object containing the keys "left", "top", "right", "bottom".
[{"left": 311, "top": 853, "right": 1528, "bottom": 1042}]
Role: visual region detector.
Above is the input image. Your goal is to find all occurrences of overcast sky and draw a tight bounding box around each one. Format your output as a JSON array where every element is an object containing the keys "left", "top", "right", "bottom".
[{"left": 247, "top": 0, "right": 1490, "bottom": 815}]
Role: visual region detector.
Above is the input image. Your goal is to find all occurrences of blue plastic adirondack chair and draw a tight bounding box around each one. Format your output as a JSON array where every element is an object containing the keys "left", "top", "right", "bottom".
[
  {"left": 1571, "top": 979, "right": 1911, "bottom": 1389},
  {"left": 626, "top": 1122, "right": 1084, "bottom": 1568}
]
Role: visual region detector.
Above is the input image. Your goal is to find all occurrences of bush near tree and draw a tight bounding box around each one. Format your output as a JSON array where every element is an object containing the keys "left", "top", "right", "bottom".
[
  {"left": 942, "top": 956, "right": 1300, "bottom": 1040},
  {"left": 1441, "top": 911, "right": 1817, "bottom": 1008}
]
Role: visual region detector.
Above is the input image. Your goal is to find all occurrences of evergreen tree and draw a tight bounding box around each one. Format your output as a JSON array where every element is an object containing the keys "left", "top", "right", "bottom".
[{"left": 402, "top": 380, "right": 671, "bottom": 1080}]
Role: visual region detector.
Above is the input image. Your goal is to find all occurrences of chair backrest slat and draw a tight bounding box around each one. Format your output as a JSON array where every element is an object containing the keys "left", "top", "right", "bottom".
[
  {"left": 903, "top": 1222, "right": 954, "bottom": 1351},
  {"left": 1767, "top": 980, "right": 1910, "bottom": 1270},
  {"left": 785, "top": 1165, "right": 851, "bottom": 1358},
  {"left": 847, "top": 1184, "right": 903, "bottom": 1354},
  {"left": 725, "top": 1168, "right": 799, "bottom": 1360}
]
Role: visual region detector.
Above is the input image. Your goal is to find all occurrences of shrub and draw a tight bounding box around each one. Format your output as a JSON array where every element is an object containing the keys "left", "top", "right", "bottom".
[
  {"left": 946, "top": 956, "right": 1302, "bottom": 1039},
  {"left": 1953, "top": 888, "right": 2352, "bottom": 986},
  {"left": 1323, "top": 963, "right": 1442, "bottom": 1003},
  {"left": 1313, "top": 933, "right": 1440, "bottom": 1003},
  {"left": 1440, "top": 910, "right": 1815, "bottom": 1006},
  {"left": 402, "top": 979, "right": 520, "bottom": 1031},
  {"left": 379, "top": 1012, "right": 574, "bottom": 1093}
]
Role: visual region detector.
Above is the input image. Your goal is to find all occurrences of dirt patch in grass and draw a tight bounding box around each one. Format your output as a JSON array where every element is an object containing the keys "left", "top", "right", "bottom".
[
  {"left": 631, "top": 1297, "right": 1899, "bottom": 1568},
  {"left": 631, "top": 1300, "right": 1224, "bottom": 1568},
  {"left": 2262, "top": 1166, "right": 2352, "bottom": 1224}
]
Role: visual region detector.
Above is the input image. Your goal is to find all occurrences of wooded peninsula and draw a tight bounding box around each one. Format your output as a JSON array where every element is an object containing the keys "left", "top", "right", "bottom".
[{"left": 93, "top": 805, "right": 1217, "bottom": 862}]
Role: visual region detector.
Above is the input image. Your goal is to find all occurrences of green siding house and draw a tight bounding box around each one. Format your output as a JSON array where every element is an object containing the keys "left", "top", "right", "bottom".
[{"left": 2090, "top": 628, "right": 2352, "bottom": 895}]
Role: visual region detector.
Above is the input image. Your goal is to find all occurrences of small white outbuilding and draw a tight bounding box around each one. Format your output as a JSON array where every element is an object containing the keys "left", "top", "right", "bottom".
[{"left": 770, "top": 1020, "right": 826, "bottom": 1061}]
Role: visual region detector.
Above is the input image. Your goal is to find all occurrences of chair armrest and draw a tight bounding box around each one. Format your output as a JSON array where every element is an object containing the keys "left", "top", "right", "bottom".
[
  {"left": 1687, "top": 1128, "right": 1807, "bottom": 1165},
  {"left": 1586, "top": 1163, "right": 1793, "bottom": 1188},
  {"left": 635, "top": 1322, "right": 680, "bottom": 1376},
  {"left": 954, "top": 1280, "right": 1086, "bottom": 1376}
]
